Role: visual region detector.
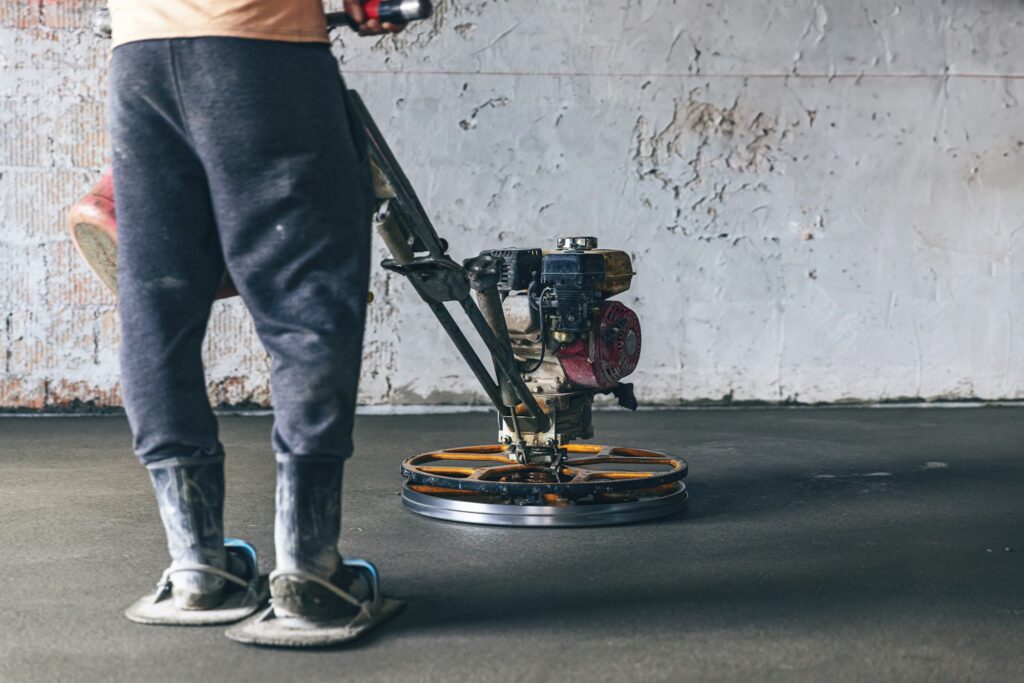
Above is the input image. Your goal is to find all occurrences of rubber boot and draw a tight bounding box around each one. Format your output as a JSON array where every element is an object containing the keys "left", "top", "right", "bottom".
[
  {"left": 271, "top": 455, "right": 358, "bottom": 620},
  {"left": 147, "top": 457, "right": 227, "bottom": 610}
]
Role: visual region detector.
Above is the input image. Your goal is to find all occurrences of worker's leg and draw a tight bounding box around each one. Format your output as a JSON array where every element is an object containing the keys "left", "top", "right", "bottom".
[
  {"left": 109, "top": 40, "right": 229, "bottom": 609},
  {"left": 171, "top": 38, "right": 373, "bottom": 616},
  {"left": 179, "top": 37, "right": 372, "bottom": 463}
]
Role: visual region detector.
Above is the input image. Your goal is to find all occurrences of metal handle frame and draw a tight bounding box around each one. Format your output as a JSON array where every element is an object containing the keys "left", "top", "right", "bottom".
[{"left": 347, "top": 92, "right": 551, "bottom": 433}]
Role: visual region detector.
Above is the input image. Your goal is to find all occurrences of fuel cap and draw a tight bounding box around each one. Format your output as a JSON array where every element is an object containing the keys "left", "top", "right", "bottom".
[{"left": 556, "top": 236, "right": 598, "bottom": 251}]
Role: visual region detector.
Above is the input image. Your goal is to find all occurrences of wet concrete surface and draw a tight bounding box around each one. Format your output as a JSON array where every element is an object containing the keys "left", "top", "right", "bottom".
[{"left": 1, "top": 408, "right": 1022, "bottom": 682}]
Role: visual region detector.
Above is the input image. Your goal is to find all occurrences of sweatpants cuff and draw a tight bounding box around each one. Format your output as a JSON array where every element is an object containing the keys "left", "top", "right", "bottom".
[
  {"left": 143, "top": 450, "right": 225, "bottom": 470},
  {"left": 274, "top": 451, "right": 352, "bottom": 465}
]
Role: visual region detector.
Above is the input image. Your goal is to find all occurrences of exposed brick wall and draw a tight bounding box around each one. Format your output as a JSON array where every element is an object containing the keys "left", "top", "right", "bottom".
[{"left": 2, "top": 1, "right": 119, "bottom": 409}]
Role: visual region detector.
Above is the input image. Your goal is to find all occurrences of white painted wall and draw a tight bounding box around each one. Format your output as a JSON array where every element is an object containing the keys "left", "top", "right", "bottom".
[{"left": 2, "top": 0, "right": 1022, "bottom": 408}]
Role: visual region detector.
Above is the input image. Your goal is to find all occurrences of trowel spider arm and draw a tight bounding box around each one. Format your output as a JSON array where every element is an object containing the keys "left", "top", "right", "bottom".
[{"left": 348, "top": 91, "right": 550, "bottom": 432}]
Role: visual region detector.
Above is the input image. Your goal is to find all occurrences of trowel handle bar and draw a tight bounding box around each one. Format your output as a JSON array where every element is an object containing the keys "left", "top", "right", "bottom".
[
  {"left": 326, "top": 0, "right": 434, "bottom": 29},
  {"left": 92, "top": 1, "right": 432, "bottom": 39}
]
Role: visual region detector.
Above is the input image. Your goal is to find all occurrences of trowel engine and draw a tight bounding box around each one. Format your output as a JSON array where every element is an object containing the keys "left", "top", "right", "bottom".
[{"left": 473, "top": 239, "right": 641, "bottom": 463}]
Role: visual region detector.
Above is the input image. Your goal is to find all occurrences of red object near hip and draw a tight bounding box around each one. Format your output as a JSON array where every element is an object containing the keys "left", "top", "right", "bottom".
[{"left": 67, "top": 167, "right": 239, "bottom": 300}]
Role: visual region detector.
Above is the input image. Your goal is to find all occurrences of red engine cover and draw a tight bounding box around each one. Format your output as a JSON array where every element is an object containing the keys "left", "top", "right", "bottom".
[{"left": 556, "top": 300, "right": 641, "bottom": 390}]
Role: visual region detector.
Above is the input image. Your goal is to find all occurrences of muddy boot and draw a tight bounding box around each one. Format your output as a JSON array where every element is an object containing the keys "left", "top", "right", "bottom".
[
  {"left": 148, "top": 456, "right": 228, "bottom": 610},
  {"left": 270, "top": 455, "right": 362, "bottom": 620},
  {"left": 226, "top": 454, "right": 403, "bottom": 646}
]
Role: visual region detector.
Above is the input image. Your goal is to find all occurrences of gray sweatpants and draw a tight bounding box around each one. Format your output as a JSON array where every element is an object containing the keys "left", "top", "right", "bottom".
[{"left": 108, "top": 38, "right": 372, "bottom": 466}]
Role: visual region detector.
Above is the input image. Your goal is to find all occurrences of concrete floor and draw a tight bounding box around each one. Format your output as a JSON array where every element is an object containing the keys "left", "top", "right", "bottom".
[{"left": 1, "top": 408, "right": 1022, "bottom": 682}]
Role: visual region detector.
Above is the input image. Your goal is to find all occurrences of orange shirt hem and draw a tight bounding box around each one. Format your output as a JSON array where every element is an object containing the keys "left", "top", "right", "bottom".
[{"left": 111, "top": 27, "right": 330, "bottom": 49}]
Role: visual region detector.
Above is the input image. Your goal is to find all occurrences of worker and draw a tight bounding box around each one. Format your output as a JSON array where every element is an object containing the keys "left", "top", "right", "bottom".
[{"left": 110, "top": 0, "right": 404, "bottom": 641}]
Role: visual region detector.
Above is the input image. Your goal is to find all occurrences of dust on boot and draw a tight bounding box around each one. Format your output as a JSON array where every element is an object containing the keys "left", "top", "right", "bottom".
[
  {"left": 125, "top": 456, "right": 267, "bottom": 625},
  {"left": 226, "top": 455, "right": 403, "bottom": 647},
  {"left": 271, "top": 455, "right": 355, "bottom": 619}
]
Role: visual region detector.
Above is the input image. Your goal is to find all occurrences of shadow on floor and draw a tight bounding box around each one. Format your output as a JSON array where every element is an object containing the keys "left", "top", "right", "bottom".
[{"left": 374, "top": 454, "right": 1022, "bottom": 641}]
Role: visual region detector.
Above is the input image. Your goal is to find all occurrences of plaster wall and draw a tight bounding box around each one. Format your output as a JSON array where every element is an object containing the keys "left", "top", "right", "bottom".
[{"left": 2, "top": 0, "right": 1022, "bottom": 408}]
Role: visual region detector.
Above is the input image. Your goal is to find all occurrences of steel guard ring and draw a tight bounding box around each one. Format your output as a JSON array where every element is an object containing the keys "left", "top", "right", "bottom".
[{"left": 400, "top": 444, "right": 689, "bottom": 527}]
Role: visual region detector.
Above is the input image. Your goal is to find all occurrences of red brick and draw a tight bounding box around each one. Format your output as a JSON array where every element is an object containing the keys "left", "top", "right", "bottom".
[
  {"left": 0, "top": 378, "right": 47, "bottom": 409},
  {"left": 42, "top": 0, "right": 102, "bottom": 30},
  {"left": 46, "top": 379, "right": 120, "bottom": 408}
]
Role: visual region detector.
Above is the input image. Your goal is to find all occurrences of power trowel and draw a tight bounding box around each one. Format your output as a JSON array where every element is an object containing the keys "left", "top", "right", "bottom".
[{"left": 71, "top": 7, "right": 689, "bottom": 530}]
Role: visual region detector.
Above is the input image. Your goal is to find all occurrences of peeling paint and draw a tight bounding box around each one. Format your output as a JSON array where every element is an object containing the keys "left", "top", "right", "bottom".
[{"left": 2, "top": 1, "right": 1023, "bottom": 409}]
